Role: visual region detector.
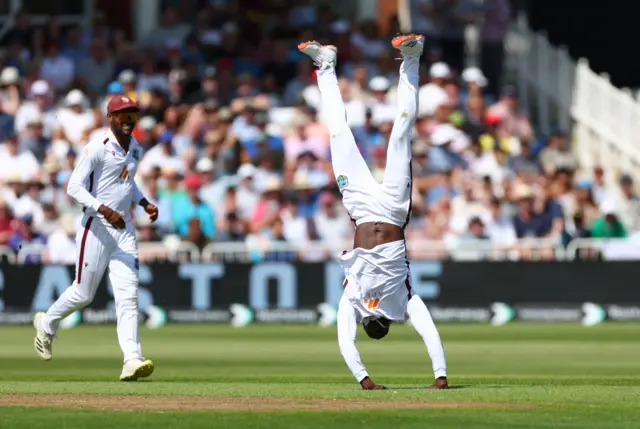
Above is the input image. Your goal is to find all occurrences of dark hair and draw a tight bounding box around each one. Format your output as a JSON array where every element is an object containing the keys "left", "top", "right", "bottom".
[{"left": 363, "top": 317, "right": 390, "bottom": 340}]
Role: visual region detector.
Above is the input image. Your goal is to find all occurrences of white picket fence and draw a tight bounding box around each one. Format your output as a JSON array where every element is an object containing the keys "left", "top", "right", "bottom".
[{"left": 508, "top": 13, "right": 640, "bottom": 186}]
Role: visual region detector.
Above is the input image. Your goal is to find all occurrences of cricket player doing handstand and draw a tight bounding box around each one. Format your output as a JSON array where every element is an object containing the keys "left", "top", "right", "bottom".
[
  {"left": 32, "top": 95, "right": 158, "bottom": 381},
  {"left": 298, "top": 34, "right": 448, "bottom": 390}
]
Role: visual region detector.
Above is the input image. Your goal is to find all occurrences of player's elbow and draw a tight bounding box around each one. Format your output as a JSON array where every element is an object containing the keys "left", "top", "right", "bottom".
[{"left": 66, "top": 182, "right": 79, "bottom": 198}]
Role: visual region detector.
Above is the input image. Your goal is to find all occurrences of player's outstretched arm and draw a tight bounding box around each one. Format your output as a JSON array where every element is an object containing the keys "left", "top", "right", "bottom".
[{"left": 337, "top": 295, "right": 386, "bottom": 389}]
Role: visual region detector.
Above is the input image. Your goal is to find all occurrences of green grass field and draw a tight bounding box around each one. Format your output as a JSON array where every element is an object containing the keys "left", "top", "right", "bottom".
[{"left": 1, "top": 323, "right": 640, "bottom": 428}]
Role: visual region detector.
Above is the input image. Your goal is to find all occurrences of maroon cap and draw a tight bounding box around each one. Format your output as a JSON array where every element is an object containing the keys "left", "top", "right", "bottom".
[{"left": 107, "top": 95, "right": 139, "bottom": 114}]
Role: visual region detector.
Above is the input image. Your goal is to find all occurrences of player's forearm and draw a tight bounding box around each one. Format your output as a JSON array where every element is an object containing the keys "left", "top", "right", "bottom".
[
  {"left": 66, "top": 181, "right": 103, "bottom": 211},
  {"left": 337, "top": 296, "right": 369, "bottom": 382}
]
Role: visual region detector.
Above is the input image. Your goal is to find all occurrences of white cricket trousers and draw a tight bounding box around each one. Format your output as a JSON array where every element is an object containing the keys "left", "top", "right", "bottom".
[
  {"left": 42, "top": 215, "right": 143, "bottom": 362},
  {"left": 317, "top": 56, "right": 418, "bottom": 227},
  {"left": 319, "top": 55, "right": 447, "bottom": 380}
]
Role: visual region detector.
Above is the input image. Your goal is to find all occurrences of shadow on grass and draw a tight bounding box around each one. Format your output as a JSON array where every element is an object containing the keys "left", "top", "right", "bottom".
[{"left": 388, "top": 385, "right": 471, "bottom": 390}]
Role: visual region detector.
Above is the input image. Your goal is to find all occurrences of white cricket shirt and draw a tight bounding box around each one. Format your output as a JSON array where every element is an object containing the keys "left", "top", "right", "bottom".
[{"left": 67, "top": 129, "right": 145, "bottom": 227}]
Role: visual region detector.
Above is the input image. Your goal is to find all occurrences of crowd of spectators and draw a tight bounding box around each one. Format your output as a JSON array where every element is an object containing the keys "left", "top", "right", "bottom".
[{"left": 0, "top": 1, "right": 638, "bottom": 264}]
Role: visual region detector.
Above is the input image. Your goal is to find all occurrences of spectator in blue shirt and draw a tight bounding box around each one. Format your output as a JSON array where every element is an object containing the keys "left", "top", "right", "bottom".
[
  {"left": 243, "top": 110, "right": 283, "bottom": 161},
  {"left": 172, "top": 174, "right": 216, "bottom": 239},
  {"left": 8, "top": 215, "right": 46, "bottom": 264}
]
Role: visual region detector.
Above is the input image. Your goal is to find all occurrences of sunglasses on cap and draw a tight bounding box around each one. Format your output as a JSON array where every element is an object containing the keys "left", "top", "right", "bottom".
[{"left": 112, "top": 111, "right": 140, "bottom": 123}]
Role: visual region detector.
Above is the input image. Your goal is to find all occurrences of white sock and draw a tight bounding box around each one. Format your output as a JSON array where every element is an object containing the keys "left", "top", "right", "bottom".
[{"left": 407, "top": 295, "right": 447, "bottom": 379}]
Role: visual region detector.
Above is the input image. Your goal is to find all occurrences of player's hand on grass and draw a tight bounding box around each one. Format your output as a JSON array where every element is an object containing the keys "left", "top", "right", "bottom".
[
  {"left": 145, "top": 204, "right": 159, "bottom": 222},
  {"left": 99, "top": 204, "right": 126, "bottom": 229},
  {"left": 360, "top": 377, "right": 386, "bottom": 390}
]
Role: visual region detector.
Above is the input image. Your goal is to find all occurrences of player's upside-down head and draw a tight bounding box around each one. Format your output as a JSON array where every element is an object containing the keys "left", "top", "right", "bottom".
[{"left": 363, "top": 317, "right": 391, "bottom": 340}]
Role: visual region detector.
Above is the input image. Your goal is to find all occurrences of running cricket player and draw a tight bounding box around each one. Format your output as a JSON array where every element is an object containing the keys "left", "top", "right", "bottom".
[
  {"left": 298, "top": 34, "right": 448, "bottom": 390},
  {"left": 32, "top": 95, "right": 159, "bottom": 381}
]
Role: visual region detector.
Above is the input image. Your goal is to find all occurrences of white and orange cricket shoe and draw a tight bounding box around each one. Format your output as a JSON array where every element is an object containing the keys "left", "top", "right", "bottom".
[
  {"left": 297, "top": 41, "right": 337, "bottom": 69},
  {"left": 391, "top": 34, "right": 425, "bottom": 57},
  {"left": 33, "top": 312, "right": 54, "bottom": 361}
]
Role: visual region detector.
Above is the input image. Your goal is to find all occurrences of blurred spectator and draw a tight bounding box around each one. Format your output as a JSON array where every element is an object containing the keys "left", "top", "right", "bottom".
[
  {"left": 15, "top": 80, "right": 57, "bottom": 138},
  {"left": 40, "top": 42, "right": 75, "bottom": 90},
  {"left": 591, "top": 200, "right": 628, "bottom": 239},
  {"left": 0, "top": 133, "right": 39, "bottom": 182},
  {"left": 419, "top": 62, "right": 450, "bottom": 117},
  {"left": 262, "top": 215, "right": 296, "bottom": 262},
  {"left": 614, "top": 174, "right": 640, "bottom": 233},
  {"left": 172, "top": 174, "right": 215, "bottom": 239},
  {"left": 56, "top": 90, "right": 94, "bottom": 147},
  {"left": 78, "top": 39, "right": 115, "bottom": 96},
  {"left": 9, "top": 214, "right": 46, "bottom": 264},
  {"left": 488, "top": 85, "right": 534, "bottom": 144},
  {"left": 480, "top": 0, "right": 511, "bottom": 99},
  {"left": 485, "top": 197, "right": 517, "bottom": 247},
  {"left": 19, "top": 116, "right": 51, "bottom": 163},
  {"left": 538, "top": 129, "right": 577, "bottom": 176},
  {"left": 0, "top": 199, "right": 14, "bottom": 245},
  {"left": 314, "top": 192, "right": 351, "bottom": 248},
  {"left": 47, "top": 214, "right": 77, "bottom": 264}
]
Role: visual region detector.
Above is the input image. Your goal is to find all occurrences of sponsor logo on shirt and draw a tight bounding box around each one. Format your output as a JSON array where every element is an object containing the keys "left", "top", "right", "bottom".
[{"left": 336, "top": 175, "right": 348, "bottom": 189}]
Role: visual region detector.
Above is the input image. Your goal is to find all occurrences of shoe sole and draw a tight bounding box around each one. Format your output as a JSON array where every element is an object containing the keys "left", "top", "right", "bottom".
[
  {"left": 297, "top": 40, "right": 337, "bottom": 53},
  {"left": 120, "top": 360, "right": 154, "bottom": 382},
  {"left": 33, "top": 312, "right": 52, "bottom": 361},
  {"left": 391, "top": 34, "right": 424, "bottom": 49}
]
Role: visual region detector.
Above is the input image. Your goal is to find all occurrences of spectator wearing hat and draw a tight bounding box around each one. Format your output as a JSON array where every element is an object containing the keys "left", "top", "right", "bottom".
[
  {"left": 172, "top": 174, "right": 215, "bottom": 239},
  {"left": 167, "top": 69, "right": 190, "bottom": 107},
  {"left": 0, "top": 66, "right": 22, "bottom": 117},
  {"left": 13, "top": 175, "right": 45, "bottom": 230},
  {"left": 461, "top": 66, "right": 494, "bottom": 106},
  {"left": 234, "top": 163, "right": 260, "bottom": 221},
  {"left": 18, "top": 115, "right": 50, "bottom": 163},
  {"left": 314, "top": 191, "right": 351, "bottom": 246},
  {"left": 56, "top": 89, "right": 94, "bottom": 146},
  {"left": 243, "top": 110, "right": 284, "bottom": 162},
  {"left": 116, "top": 69, "right": 140, "bottom": 101},
  {"left": 368, "top": 76, "right": 395, "bottom": 127},
  {"left": 0, "top": 133, "right": 39, "bottom": 183},
  {"left": 511, "top": 183, "right": 561, "bottom": 240},
  {"left": 8, "top": 214, "right": 47, "bottom": 264},
  {"left": 591, "top": 199, "right": 628, "bottom": 239},
  {"left": 251, "top": 176, "right": 283, "bottom": 233},
  {"left": 39, "top": 42, "right": 75, "bottom": 90},
  {"left": 15, "top": 80, "right": 57, "bottom": 138},
  {"left": 488, "top": 84, "right": 534, "bottom": 144},
  {"left": 614, "top": 174, "right": 640, "bottom": 233},
  {"left": 135, "top": 116, "right": 158, "bottom": 150},
  {"left": 284, "top": 111, "right": 328, "bottom": 164},
  {"left": 484, "top": 197, "right": 517, "bottom": 247},
  {"left": 538, "top": 129, "right": 578, "bottom": 176},
  {"left": 187, "top": 66, "right": 218, "bottom": 104},
  {"left": 230, "top": 99, "right": 262, "bottom": 146},
  {"left": 419, "top": 62, "right": 451, "bottom": 117},
  {"left": 138, "top": 130, "right": 184, "bottom": 177}
]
